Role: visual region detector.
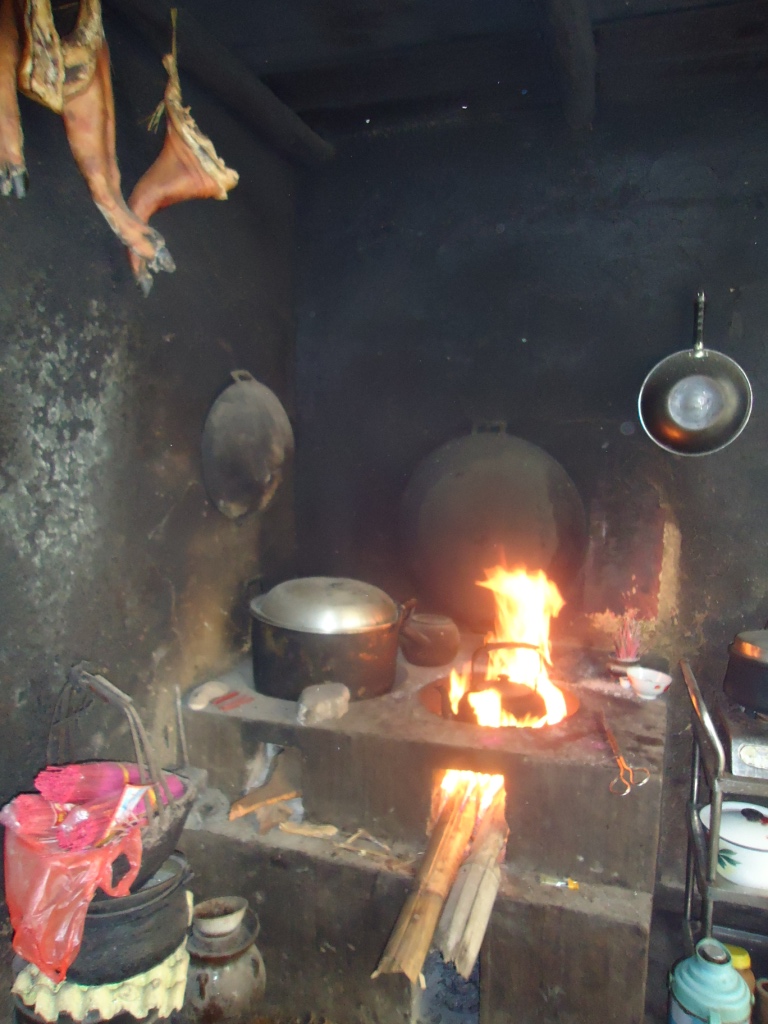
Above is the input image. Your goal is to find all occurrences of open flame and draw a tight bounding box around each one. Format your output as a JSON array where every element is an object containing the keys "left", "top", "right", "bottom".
[
  {"left": 448, "top": 566, "right": 567, "bottom": 729},
  {"left": 439, "top": 768, "right": 505, "bottom": 814}
]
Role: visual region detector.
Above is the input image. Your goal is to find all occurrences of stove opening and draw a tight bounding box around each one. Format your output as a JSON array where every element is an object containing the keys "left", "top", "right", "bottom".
[{"left": 435, "top": 566, "right": 578, "bottom": 728}]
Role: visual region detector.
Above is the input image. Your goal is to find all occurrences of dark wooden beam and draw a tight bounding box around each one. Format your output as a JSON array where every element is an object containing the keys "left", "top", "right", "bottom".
[
  {"left": 103, "top": 0, "right": 334, "bottom": 166},
  {"left": 543, "top": 0, "right": 596, "bottom": 130}
]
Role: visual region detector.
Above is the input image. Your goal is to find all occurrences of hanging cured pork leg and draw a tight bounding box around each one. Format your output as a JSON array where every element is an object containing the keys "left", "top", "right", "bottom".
[
  {"left": 17, "top": 0, "right": 63, "bottom": 112},
  {"left": 127, "top": 49, "right": 239, "bottom": 295},
  {"left": 61, "top": 38, "right": 175, "bottom": 275},
  {"left": 61, "top": 0, "right": 103, "bottom": 101},
  {"left": 0, "top": 0, "right": 25, "bottom": 196}
]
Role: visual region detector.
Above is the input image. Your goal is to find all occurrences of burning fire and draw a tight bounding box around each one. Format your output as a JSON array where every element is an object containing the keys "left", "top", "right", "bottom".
[
  {"left": 448, "top": 566, "right": 567, "bottom": 729},
  {"left": 439, "top": 769, "right": 505, "bottom": 815}
]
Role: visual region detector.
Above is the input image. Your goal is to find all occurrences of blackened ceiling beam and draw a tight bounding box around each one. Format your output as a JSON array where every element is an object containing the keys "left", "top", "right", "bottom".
[
  {"left": 265, "top": 33, "right": 558, "bottom": 116},
  {"left": 103, "top": 0, "right": 335, "bottom": 166},
  {"left": 543, "top": 0, "right": 597, "bottom": 129}
]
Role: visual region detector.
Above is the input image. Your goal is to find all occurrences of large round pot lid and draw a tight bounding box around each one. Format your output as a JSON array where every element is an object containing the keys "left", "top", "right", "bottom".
[
  {"left": 731, "top": 630, "right": 768, "bottom": 665},
  {"left": 250, "top": 577, "right": 398, "bottom": 635}
]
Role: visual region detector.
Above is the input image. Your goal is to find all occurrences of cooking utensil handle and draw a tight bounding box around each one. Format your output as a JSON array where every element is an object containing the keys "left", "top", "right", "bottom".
[
  {"left": 695, "top": 291, "right": 706, "bottom": 352},
  {"left": 396, "top": 598, "right": 418, "bottom": 632},
  {"left": 231, "top": 369, "right": 254, "bottom": 383},
  {"left": 469, "top": 640, "right": 545, "bottom": 687}
]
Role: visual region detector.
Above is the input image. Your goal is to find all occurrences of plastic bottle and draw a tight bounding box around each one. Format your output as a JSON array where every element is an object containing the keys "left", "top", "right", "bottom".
[
  {"left": 723, "top": 945, "right": 756, "bottom": 1000},
  {"left": 668, "top": 938, "right": 753, "bottom": 1024}
]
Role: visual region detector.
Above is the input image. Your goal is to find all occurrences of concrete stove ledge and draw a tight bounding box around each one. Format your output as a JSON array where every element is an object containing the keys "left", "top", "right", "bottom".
[
  {"left": 183, "top": 677, "right": 667, "bottom": 893},
  {"left": 180, "top": 819, "right": 654, "bottom": 1024}
]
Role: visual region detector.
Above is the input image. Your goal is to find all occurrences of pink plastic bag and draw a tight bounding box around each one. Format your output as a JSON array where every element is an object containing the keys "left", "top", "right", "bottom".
[{"left": 5, "top": 825, "right": 142, "bottom": 982}]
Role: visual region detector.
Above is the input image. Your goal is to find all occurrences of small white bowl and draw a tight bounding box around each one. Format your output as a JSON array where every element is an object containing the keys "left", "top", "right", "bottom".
[
  {"left": 193, "top": 896, "right": 248, "bottom": 937},
  {"left": 700, "top": 802, "right": 768, "bottom": 890},
  {"left": 626, "top": 666, "right": 672, "bottom": 700}
]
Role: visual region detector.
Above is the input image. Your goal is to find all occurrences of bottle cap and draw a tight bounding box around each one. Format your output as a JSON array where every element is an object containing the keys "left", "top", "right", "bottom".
[{"left": 724, "top": 944, "right": 751, "bottom": 971}]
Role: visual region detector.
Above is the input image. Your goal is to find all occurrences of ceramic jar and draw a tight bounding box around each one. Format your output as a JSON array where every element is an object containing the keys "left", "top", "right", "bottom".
[{"left": 178, "top": 897, "right": 266, "bottom": 1024}]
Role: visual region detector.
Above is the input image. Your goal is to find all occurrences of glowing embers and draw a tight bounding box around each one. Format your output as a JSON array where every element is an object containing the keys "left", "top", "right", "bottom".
[{"left": 448, "top": 567, "right": 570, "bottom": 729}]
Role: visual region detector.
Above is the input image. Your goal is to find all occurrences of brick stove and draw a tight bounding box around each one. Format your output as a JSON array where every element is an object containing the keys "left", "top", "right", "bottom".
[{"left": 181, "top": 646, "right": 666, "bottom": 1024}]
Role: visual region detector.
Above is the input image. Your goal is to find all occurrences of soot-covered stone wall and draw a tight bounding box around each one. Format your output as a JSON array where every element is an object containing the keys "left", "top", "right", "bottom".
[
  {"left": 0, "top": 17, "right": 296, "bottom": 806},
  {"left": 295, "top": 80, "right": 768, "bottom": 889}
]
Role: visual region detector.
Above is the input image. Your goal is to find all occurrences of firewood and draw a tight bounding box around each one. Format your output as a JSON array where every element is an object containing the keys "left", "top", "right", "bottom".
[
  {"left": 228, "top": 788, "right": 300, "bottom": 821},
  {"left": 372, "top": 776, "right": 479, "bottom": 984},
  {"left": 278, "top": 821, "right": 338, "bottom": 838},
  {"left": 436, "top": 788, "right": 508, "bottom": 978}
]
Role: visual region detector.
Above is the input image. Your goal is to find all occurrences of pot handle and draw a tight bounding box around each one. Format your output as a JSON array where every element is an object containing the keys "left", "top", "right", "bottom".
[
  {"left": 231, "top": 369, "right": 255, "bottom": 384},
  {"left": 694, "top": 291, "right": 706, "bottom": 354},
  {"left": 470, "top": 641, "right": 546, "bottom": 690},
  {"left": 396, "top": 598, "right": 418, "bottom": 634}
]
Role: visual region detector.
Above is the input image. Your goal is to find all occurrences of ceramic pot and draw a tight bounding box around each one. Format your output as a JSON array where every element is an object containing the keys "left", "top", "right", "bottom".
[
  {"left": 699, "top": 801, "right": 768, "bottom": 890},
  {"left": 399, "top": 613, "right": 461, "bottom": 667},
  {"left": 178, "top": 901, "right": 266, "bottom": 1024}
]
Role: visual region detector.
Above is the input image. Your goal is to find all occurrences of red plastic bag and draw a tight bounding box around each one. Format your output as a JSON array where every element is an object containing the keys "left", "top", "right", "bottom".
[{"left": 4, "top": 825, "right": 142, "bottom": 982}]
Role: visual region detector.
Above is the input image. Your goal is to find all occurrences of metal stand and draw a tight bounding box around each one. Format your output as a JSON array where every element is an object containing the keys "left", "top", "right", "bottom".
[{"left": 681, "top": 659, "right": 768, "bottom": 950}]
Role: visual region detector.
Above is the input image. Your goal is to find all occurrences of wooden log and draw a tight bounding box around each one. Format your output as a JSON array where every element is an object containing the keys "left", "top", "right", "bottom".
[
  {"left": 436, "top": 788, "right": 508, "bottom": 978},
  {"left": 544, "top": 0, "right": 596, "bottom": 131},
  {"left": 228, "top": 788, "right": 300, "bottom": 821},
  {"left": 372, "top": 777, "right": 479, "bottom": 984},
  {"left": 102, "top": 0, "right": 334, "bottom": 166}
]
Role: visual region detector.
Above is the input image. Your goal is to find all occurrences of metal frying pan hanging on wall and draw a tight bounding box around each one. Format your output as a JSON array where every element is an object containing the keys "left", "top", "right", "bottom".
[
  {"left": 638, "top": 292, "right": 753, "bottom": 456},
  {"left": 202, "top": 370, "right": 294, "bottom": 520}
]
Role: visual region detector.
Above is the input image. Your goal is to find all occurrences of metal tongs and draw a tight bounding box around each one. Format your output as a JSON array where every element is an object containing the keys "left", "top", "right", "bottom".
[{"left": 600, "top": 711, "right": 650, "bottom": 796}]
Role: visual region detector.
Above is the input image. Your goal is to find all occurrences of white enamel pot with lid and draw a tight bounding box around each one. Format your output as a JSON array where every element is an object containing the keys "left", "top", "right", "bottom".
[
  {"left": 699, "top": 801, "right": 768, "bottom": 890},
  {"left": 638, "top": 292, "right": 752, "bottom": 456},
  {"left": 250, "top": 577, "right": 414, "bottom": 701}
]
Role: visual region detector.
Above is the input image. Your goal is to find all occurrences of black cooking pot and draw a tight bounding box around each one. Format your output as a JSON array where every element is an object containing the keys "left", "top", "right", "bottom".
[
  {"left": 67, "top": 853, "right": 191, "bottom": 985},
  {"left": 250, "top": 577, "right": 413, "bottom": 701},
  {"left": 723, "top": 629, "right": 768, "bottom": 714}
]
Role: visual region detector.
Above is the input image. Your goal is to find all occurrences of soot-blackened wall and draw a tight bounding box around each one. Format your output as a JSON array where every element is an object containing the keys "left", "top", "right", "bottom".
[
  {"left": 295, "top": 81, "right": 768, "bottom": 889},
  {"left": 0, "top": 18, "right": 296, "bottom": 807}
]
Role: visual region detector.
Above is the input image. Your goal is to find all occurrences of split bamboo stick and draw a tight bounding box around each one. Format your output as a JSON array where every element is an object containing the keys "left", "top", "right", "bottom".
[
  {"left": 436, "top": 787, "right": 509, "bottom": 978},
  {"left": 372, "top": 777, "right": 480, "bottom": 984}
]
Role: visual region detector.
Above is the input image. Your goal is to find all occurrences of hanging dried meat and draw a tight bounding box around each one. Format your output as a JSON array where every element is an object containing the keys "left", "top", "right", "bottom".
[
  {"left": 17, "top": 0, "right": 63, "bottom": 112},
  {"left": 127, "top": 42, "right": 239, "bottom": 295},
  {"left": 61, "top": 35, "right": 175, "bottom": 278},
  {"left": 0, "top": 0, "right": 25, "bottom": 196},
  {"left": 61, "top": 0, "right": 103, "bottom": 100}
]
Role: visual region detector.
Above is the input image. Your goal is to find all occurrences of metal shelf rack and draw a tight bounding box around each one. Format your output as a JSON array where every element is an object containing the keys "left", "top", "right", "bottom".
[{"left": 681, "top": 659, "right": 768, "bottom": 951}]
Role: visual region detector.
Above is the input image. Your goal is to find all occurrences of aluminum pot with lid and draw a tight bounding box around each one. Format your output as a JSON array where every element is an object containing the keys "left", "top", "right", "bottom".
[
  {"left": 249, "top": 577, "right": 411, "bottom": 701},
  {"left": 723, "top": 629, "right": 768, "bottom": 714}
]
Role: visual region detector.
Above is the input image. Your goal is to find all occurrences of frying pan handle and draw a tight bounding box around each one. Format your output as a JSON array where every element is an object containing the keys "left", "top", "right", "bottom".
[{"left": 694, "top": 291, "right": 706, "bottom": 353}]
